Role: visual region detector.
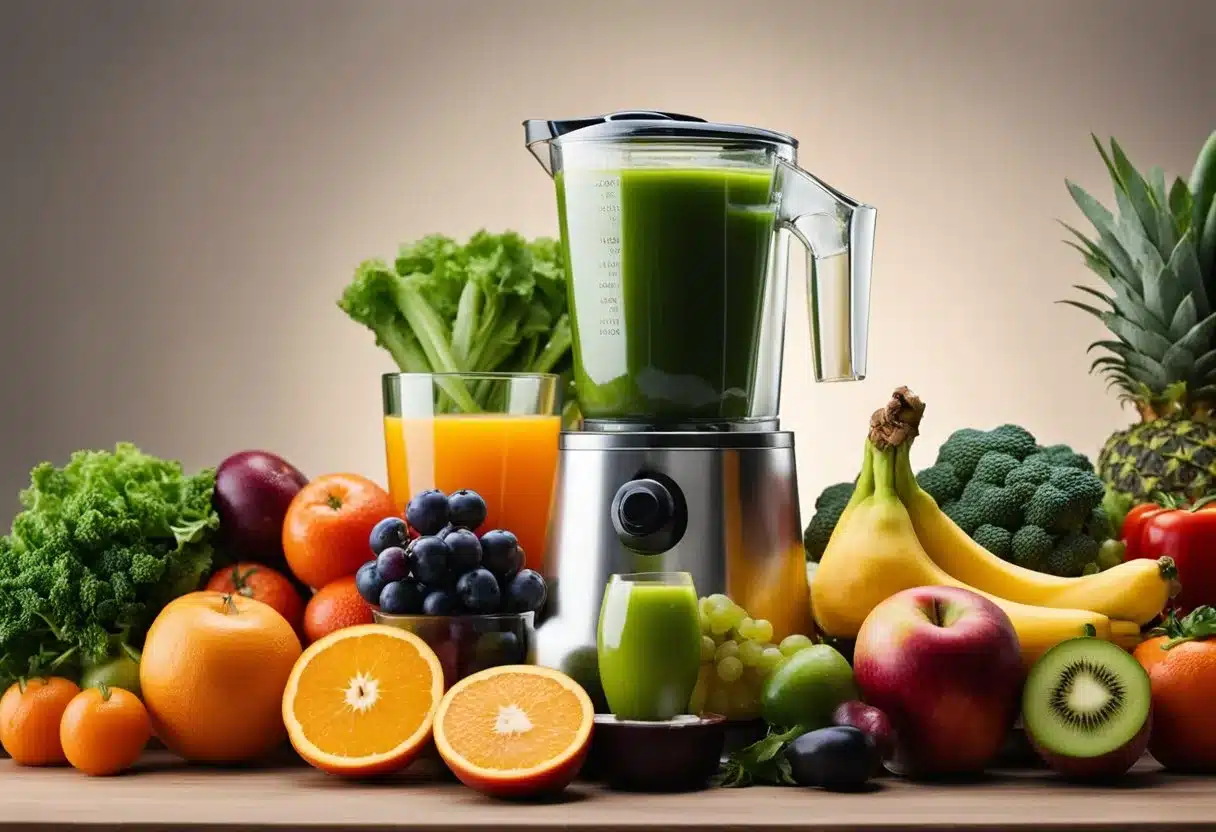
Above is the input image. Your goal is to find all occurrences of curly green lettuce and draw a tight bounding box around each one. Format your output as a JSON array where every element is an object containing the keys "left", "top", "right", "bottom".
[{"left": 0, "top": 443, "right": 218, "bottom": 685}]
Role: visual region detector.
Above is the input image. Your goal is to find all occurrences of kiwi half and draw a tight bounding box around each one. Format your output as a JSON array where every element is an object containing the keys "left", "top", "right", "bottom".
[{"left": 1022, "top": 636, "right": 1151, "bottom": 779}]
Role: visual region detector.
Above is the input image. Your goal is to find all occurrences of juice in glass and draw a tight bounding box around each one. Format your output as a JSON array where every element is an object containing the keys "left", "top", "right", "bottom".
[{"left": 597, "top": 572, "right": 701, "bottom": 721}]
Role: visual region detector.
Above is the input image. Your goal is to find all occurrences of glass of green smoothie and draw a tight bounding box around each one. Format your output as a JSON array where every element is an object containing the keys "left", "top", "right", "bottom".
[{"left": 597, "top": 571, "right": 701, "bottom": 721}]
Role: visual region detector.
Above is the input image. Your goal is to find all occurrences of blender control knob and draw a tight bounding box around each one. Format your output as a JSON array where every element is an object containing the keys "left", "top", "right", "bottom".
[{"left": 611, "top": 478, "right": 684, "bottom": 554}]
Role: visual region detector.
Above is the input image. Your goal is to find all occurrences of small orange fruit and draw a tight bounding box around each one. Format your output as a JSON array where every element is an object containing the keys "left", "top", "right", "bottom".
[
  {"left": 0, "top": 677, "right": 80, "bottom": 766},
  {"left": 303, "top": 575, "right": 374, "bottom": 644},
  {"left": 283, "top": 473, "right": 397, "bottom": 589},
  {"left": 1133, "top": 634, "right": 1172, "bottom": 676},
  {"left": 140, "top": 591, "right": 302, "bottom": 763},
  {"left": 1147, "top": 638, "right": 1216, "bottom": 772},
  {"left": 59, "top": 684, "right": 151, "bottom": 776},
  {"left": 206, "top": 562, "right": 307, "bottom": 636},
  {"left": 282, "top": 623, "right": 444, "bottom": 776},
  {"left": 433, "top": 665, "right": 594, "bottom": 798}
]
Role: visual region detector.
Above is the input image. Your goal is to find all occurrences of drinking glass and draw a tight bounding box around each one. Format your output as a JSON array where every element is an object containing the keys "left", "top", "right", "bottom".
[
  {"left": 382, "top": 373, "right": 560, "bottom": 570},
  {"left": 597, "top": 572, "right": 701, "bottom": 721}
]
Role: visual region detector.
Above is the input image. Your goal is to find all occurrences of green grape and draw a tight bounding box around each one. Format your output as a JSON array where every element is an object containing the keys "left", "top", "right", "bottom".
[
  {"left": 759, "top": 646, "right": 785, "bottom": 671},
  {"left": 698, "top": 596, "right": 715, "bottom": 618},
  {"left": 751, "top": 618, "right": 775, "bottom": 643},
  {"left": 707, "top": 684, "right": 731, "bottom": 716},
  {"left": 779, "top": 633, "right": 815, "bottom": 656},
  {"left": 706, "top": 593, "right": 732, "bottom": 613},
  {"left": 699, "top": 611, "right": 712, "bottom": 635},
  {"left": 700, "top": 635, "right": 717, "bottom": 662},
  {"left": 714, "top": 639, "right": 739, "bottom": 662},
  {"left": 709, "top": 607, "right": 735, "bottom": 635},
  {"left": 736, "top": 616, "right": 758, "bottom": 640},
  {"left": 722, "top": 604, "right": 747, "bottom": 630},
  {"left": 716, "top": 655, "right": 743, "bottom": 683},
  {"left": 738, "top": 640, "right": 765, "bottom": 667}
]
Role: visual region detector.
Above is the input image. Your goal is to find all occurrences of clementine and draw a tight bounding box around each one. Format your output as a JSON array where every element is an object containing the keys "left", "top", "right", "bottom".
[
  {"left": 1133, "top": 635, "right": 1172, "bottom": 676},
  {"left": 283, "top": 623, "right": 444, "bottom": 776},
  {"left": 60, "top": 684, "right": 151, "bottom": 776},
  {"left": 206, "top": 562, "right": 306, "bottom": 635},
  {"left": 283, "top": 473, "right": 397, "bottom": 589},
  {"left": 1147, "top": 638, "right": 1216, "bottom": 772},
  {"left": 0, "top": 677, "right": 80, "bottom": 766},
  {"left": 433, "top": 665, "right": 594, "bottom": 798},
  {"left": 303, "top": 575, "right": 374, "bottom": 644},
  {"left": 139, "top": 591, "right": 302, "bottom": 763}
]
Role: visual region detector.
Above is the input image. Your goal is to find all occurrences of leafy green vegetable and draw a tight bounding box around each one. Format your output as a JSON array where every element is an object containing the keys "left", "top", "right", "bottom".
[
  {"left": 717, "top": 724, "right": 807, "bottom": 787},
  {"left": 339, "top": 231, "right": 576, "bottom": 421},
  {"left": 0, "top": 443, "right": 218, "bottom": 686},
  {"left": 1149, "top": 605, "right": 1216, "bottom": 648}
]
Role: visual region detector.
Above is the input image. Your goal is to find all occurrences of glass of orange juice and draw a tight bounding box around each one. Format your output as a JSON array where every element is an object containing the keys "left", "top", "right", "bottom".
[{"left": 382, "top": 373, "right": 561, "bottom": 571}]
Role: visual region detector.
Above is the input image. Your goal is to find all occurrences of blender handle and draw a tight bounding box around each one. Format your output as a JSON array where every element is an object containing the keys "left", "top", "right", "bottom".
[{"left": 775, "top": 158, "right": 876, "bottom": 383}]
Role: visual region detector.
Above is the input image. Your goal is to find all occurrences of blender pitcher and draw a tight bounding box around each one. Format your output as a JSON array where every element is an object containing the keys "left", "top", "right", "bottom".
[{"left": 525, "top": 111, "right": 875, "bottom": 428}]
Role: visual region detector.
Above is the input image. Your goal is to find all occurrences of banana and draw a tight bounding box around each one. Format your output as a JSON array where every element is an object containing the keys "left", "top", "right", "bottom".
[
  {"left": 1189, "top": 129, "right": 1216, "bottom": 240},
  {"left": 893, "top": 444, "right": 1174, "bottom": 625}
]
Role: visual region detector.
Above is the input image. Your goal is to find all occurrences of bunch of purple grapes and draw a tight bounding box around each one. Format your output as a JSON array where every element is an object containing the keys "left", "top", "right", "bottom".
[{"left": 355, "top": 488, "right": 548, "bottom": 616}]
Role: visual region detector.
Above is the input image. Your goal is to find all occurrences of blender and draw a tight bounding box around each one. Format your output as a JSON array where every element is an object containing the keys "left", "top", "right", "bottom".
[{"left": 523, "top": 111, "right": 875, "bottom": 707}]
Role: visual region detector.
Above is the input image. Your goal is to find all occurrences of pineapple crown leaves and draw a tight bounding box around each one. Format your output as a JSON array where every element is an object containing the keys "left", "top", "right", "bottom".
[{"left": 1059, "top": 131, "right": 1216, "bottom": 417}]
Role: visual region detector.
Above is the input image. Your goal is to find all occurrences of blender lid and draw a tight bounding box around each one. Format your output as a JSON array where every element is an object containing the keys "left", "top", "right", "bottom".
[{"left": 523, "top": 110, "right": 798, "bottom": 149}]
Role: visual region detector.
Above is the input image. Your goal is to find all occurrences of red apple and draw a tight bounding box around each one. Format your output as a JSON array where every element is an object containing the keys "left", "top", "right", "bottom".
[
  {"left": 214, "top": 450, "right": 308, "bottom": 563},
  {"left": 853, "top": 586, "right": 1023, "bottom": 778}
]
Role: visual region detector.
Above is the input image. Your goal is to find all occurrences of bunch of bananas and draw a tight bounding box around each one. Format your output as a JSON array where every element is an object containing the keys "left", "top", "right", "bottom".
[{"left": 811, "top": 387, "right": 1177, "bottom": 667}]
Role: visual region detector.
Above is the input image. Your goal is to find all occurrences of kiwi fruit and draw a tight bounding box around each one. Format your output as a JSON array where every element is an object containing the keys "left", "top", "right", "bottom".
[{"left": 1021, "top": 637, "right": 1151, "bottom": 779}]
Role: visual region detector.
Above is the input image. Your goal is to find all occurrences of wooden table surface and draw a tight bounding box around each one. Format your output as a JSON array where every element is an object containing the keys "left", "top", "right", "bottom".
[{"left": 0, "top": 754, "right": 1210, "bottom": 831}]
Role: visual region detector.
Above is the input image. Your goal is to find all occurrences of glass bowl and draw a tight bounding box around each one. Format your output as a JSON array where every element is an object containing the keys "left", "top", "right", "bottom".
[{"left": 372, "top": 610, "right": 536, "bottom": 689}]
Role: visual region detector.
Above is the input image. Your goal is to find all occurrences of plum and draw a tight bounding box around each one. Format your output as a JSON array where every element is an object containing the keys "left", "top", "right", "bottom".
[
  {"left": 832, "top": 700, "right": 896, "bottom": 771},
  {"left": 214, "top": 450, "right": 307, "bottom": 562}
]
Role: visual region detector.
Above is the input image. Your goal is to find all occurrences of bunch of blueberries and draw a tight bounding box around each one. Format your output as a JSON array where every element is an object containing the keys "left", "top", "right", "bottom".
[{"left": 356, "top": 488, "right": 548, "bottom": 617}]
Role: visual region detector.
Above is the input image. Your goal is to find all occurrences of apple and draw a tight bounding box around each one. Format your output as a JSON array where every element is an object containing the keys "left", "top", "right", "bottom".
[{"left": 852, "top": 585, "right": 1023, "bottom": 778}]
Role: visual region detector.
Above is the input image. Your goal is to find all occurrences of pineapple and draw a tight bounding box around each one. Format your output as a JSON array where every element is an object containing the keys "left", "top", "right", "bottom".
[{"left": 1062, "top": 131, "right": 1216, "bottom": 505}]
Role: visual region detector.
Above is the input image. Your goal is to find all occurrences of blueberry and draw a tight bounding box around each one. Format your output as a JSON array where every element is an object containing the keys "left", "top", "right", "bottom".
[
  {"left": 456, "top": 568, "right": 502, "bottom": 614},
  {"left": 504, "top": 568, "right": 548, "bottom": 613},
  {"left": 445, "top": 528, "right": 482, "bottom": 576},
  {"left": 379, "top": 579, "right": 427, "bottom": 615},
  {"left": 355, "top": 561, "right": 387, "bottom": 605},
  {"left": 406, "top": 489, "right": 449, "bottom": 536},
  {"left": 375, "top": 546, "right": 411, "bottom": 583},
  {"left": 369, "top": 516, "right": 409, "bottom": 556},
  {"left": 447, "top": 489, "right": 488, "bottom": 530},
  {"left": 410, "top": 535, "right": 452, "bottom": 587},
  {"left": 480, "top": 529, "right": 523, "bottom": 580},
  {"left": 422, "top": 589, "right": 459, "bottom": 616}
]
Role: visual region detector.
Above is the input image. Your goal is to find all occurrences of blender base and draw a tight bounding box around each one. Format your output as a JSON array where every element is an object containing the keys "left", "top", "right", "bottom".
[{"left": 536, "top": 429, "right": 811, "bottom": 712}]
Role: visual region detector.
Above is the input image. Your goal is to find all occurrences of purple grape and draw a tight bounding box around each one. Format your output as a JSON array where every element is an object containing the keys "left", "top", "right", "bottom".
[
  {"left": 446, "top": 489, "right": 488, "bottom": 530},
  {"left": 406, "top": 489, "right": 449, "bottom": 536},
  {"left": 375, "top": 546, "right": 411, "bottom": 583}
]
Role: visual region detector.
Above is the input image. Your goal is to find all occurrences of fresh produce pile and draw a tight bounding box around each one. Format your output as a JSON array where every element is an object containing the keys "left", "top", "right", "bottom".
[
  {"left": 355, "top": 488, "right": 548, "bottom": 617},
  {"left": 805, "top": 425, "right": 1125, "bottom": 578}
]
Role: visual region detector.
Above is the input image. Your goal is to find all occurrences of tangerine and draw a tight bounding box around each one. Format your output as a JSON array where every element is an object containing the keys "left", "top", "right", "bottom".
[
  {"left": 433, "top": 665, "right": 594, "bottom": 798},
  {"left": 283, "top": 473, "right": 397, "bottom": 589},
  {"left": 206, "top": 562, "right": 306, "bottom": 635},
  {"left": 140, "top": 591, "right": 302, "bottom": 763},
  {"left": 1133, "top": 635, "right": 1172, "bottom": 676},
  {"left": 1147, "top": 638, "right": 1216, "bottom": 772},
  {"left": 303, "top": 575, "right": 374, "bottom": 644},
  {"left": 0, "top": 677, "right": 80, "bottom": 766},
  {"left": 282, "top": 623, "right": 444, "bottom": 776},
  {"left": 59, "top": 684, "right": 151, "bottom": 776}
]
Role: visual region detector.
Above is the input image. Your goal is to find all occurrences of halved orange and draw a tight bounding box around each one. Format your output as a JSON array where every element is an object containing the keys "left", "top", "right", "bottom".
[
  {"left": 282, "top": 623, "right": 443, "bottom": 776},
  {"left": 433, "top": 665, "right": 594, "bottom": 798}
]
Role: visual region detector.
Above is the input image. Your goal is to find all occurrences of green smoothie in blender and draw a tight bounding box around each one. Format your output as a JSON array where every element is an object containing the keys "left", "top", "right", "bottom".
[{"left": 556, "top": 167, "right": 776, "bottom": 423}]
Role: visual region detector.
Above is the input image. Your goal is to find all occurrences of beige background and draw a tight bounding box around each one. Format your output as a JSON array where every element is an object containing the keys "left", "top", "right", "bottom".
[{"left": 2, "top": 0, "right": 1214, "bottom": 528}]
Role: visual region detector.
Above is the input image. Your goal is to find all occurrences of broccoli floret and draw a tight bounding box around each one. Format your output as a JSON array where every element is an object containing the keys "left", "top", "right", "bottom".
[
  {"left": 935, "top": 428, "right": 990, "bottom": 481},
  {"left": 985, "top": 425, "right": 1039, "bottom": 460},
  {"left": 803, "top": 481, "right": 855, "bottom": 562},
  {"left": 1034, "top": 444, "right": 1094, "bottom": 472},
  {"left": 957, "top": 480, "right": 1023, "bottom": 529},
  {"left": 1045, "top": 533, "right": 1101, "bottom": 578},
  {"left": 916, "top": 464, "right": 963, "bottom": 505},
  {"left": 1006, "top": 459, "right": 1053, "bottom": 489},
  {"left": 943, "top": 500, "right": 983, "bottom": 535},
  {"left": 1084, "top": 505, "right": 1114, "bottom": 541},
  {"left": 972, "top": 452, "right": 1021, "bottom": 486},
  {"left": 973, "top": 524, "right": 1012, "bottom": 557},
  {"left": 1010, "top": 525, "right": 1054, "bottom": 570}
]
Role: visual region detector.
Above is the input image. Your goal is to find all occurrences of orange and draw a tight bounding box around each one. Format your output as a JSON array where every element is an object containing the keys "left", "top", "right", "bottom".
[
  {"left": 59, "top": 684, "right": 151, "bottom": 776},
  {"left": 139, "top": 591, "right": 302, "bottom": 763},
  {"left": 283, "top": 473, "right": 397, "bottom": 589},
  {"left": 0, "top": 677, "right": 80, "bottom": 766},
  {"left": 282, "top": 623, "right": 444, "bottom": 776},
  {"left": 1147, "top": 639, "right": 1216, "bottom": 772},
  {"left": 1133, "top": 634, "right": 1172, "bottom": 676},
  {"left": 303, "top": 575, "right": 374, "bottom": 644},
  {"left": 433, "top": 665, "right": 594, "bottom": 798},
  {"left": 206, "top": 562, "right": 307, "bottom": 636}
]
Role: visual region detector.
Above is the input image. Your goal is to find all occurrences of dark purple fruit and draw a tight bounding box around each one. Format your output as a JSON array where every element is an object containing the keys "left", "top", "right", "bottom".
[
  {"left": 406, "top": 489, "right": 449, "bottom": 536},
  {"left": 375, "top": 546, "right": 411, "bottom": 583},
  {"left": 784, "top": 726, "right": 876, "bottom": 791},
  {"left": 369, "top": 516, "right": 409, "bottom": 556},
  {"left": 422, "top": 589, "right": 459, "bottom": 616},
  {"left": 379, "top": 579, "right": 426, "bottom": 615},
  {"left": 831, "top": 700, "right": 896, "bottom": 771},
  {"left": 446, "top": 489, "right": 488, "bottom": 530},
  {"left": 503, "top": 568, "right": 547, "bottom": 613},
  {"left": 480, "top": 529, "right": 523, "bottom": 581},
  {"left": 410, "top": 535, "right": 451, "bottom": 588},
  {"left": 445, "top": 528, "right": 482, "bottom": 575},
  {"left": 354, "top": 560, "right": 387, "bottom": 605},
  {"left": 456, "top": 568, "right": 502, "bottom": 614},
  {"left": 214, "top": 450, "right": 307, "bottom": 561}
]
